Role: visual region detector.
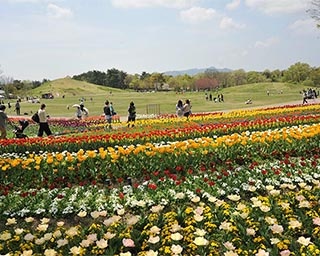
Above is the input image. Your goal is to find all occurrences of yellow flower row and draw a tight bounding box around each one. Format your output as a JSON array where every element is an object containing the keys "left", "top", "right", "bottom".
[
  {"left": 1, "top": 123, "right": 320, "bottom": 176},
  {"left": 130, "top": 104, "right": 320, "bottom": 126}
]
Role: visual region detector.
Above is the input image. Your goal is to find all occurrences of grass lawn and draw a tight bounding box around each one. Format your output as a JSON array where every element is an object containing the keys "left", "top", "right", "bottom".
[{"left": 5, "top": 78, "right": 309, "bottom": 118}]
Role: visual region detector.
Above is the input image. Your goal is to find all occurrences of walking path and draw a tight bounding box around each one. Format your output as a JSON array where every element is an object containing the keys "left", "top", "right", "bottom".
[{"left": 118, "top": 98, "right": 320, "bottom": 121}]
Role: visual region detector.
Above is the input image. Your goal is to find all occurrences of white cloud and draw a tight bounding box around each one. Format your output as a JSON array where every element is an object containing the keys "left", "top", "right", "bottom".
[
  {"left": 254, "top": 37, "right": 278, "bottom": 48},
  {"left": 111, "top": 0, "right": 199, "bottom": 9},
  {"left": 47, "top": 3, "right": 73, "bottom": 19},
  {"left": 226, "top": 0, "right": 241, "bottom": 11},
  {"left": 220, "top": 16, "right": 245, "bottom": 29},
  {"left": 241, "top": 50, "right": 248, "bottom": 56},
  {"left": 4, "top": 0, "right": 62, "bottom": 2},
  {"left": 245, "top": 0, "right": 309, "bottom": 14},
  {"left": 4, "top": 0, "right": 40, "bottom": 2},
  {"left": 289, "top": 18, "right": 319, "bottom": 34},
  {"left": 180, "top": 7, "right": 216, "bottom": 23}
]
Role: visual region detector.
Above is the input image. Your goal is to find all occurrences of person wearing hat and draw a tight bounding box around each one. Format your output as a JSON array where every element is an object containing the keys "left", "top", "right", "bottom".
[{"left": 37, "top": 103, "right": 52, "bottom": 137}]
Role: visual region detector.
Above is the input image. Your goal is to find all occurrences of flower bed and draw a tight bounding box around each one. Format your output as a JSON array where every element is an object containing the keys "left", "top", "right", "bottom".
[{"left": 0, "top": 104, "right": 320, "bottom": 255}]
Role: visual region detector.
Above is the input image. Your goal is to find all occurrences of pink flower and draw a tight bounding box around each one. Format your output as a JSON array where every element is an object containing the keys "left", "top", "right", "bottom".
[
  {"left": 122, "top": 238, "right": 135, "bottom": 247},
  {"left": 313, "top": 217, "right": 320, "bottom": 226},
  {"left": 280, "top": 250, "right": 291, "bottom": 256}
]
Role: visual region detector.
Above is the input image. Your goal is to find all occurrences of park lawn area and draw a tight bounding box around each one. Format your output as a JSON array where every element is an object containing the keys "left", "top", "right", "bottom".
[{"left": 9, "top": 78, "right": 307, "bottom": 118}]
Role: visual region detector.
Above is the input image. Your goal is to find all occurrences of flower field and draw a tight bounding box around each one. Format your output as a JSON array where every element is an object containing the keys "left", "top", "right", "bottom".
[{"left": 1, "top": 103, "right": 320, "bottom": 256}]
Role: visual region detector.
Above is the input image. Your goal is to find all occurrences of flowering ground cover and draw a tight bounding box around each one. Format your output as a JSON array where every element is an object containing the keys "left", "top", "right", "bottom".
[{"left": 0, "top": 103, "right": 320, "bottom": 256}]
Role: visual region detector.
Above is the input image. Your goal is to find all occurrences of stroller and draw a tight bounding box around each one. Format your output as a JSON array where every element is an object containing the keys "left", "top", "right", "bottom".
[{"left": 13, "top": 120, "right": 29, "bottom": 138}]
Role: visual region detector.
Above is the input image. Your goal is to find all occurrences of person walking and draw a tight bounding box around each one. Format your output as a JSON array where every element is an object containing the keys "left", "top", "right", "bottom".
[
  {"left": 127, "top": 101, "right": 136, "bottom": 127},
  {"left": 103, "top": 100, "right": 112, "bottom": 130},
  {"left": 0, "top": 105, "right": 11, "bottom": 139},
  {"left": 75, "top": 106, "right": 82, "bottom": 119},
  {"left": 37, "top": 104, "right": 52, "bottom": 137},
  {"left": 80, "top": 103, "right": 89, "bottom": 119},
  {"left": 15, "top": 100, "right": 20, "bottom": 115}
]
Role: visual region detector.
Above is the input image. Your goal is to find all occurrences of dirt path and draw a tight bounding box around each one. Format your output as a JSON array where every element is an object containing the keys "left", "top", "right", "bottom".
[{"left": 118, "top": 98, "right": 320, "bottom": 121}]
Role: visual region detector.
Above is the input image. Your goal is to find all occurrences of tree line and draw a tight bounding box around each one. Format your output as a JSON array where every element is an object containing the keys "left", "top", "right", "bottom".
[
  {"left": 71, "top": 62, "right": 320, "bottom": 91},
  {"left": 1, "top": 62, "right": 320, "bottom": 96}
]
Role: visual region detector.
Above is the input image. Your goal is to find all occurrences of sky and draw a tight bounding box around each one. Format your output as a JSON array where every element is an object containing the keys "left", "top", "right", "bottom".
[{"left": 0, "top": 0, "right": 319, "bottom": 81}]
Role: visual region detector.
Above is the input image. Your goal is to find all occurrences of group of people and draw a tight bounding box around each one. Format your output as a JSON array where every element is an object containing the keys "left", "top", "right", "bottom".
[
  {"left": 103, "top": 100, "right": 136, "bottom": 129},
  {"left": 103, "top": 101, "right": 117, "bottom": 129},
  {"left": 175, "top": 99, "right": 192, "bottom": 118},
  {"left": 0, "top": 103, "right": 52, "bottom": 139},
  {"left": 205, "top": 93, "right": 224, "bottom": 103},
  {"left": 1, "top": 98, "right": 191, "bottom": 139}
]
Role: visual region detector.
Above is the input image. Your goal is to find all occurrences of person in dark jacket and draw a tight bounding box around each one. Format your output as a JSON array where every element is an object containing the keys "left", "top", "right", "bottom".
[
  {"left": 127, "top": 101, "right": 136, "bottom": 127},
  {"left": 103, "top": 100, "right": 112, "bottom": 130}
]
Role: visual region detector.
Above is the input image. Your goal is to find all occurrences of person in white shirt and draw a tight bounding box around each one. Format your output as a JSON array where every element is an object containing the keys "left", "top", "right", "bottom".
[
  {"left": 182, "top": 99, "right": 191, "bottom": 118},
  {"left": 37, "top": 104, "right": 52, "bottom": 137},
  {"left": 175, "top": 99, "right": 183, "bottom": 117}
]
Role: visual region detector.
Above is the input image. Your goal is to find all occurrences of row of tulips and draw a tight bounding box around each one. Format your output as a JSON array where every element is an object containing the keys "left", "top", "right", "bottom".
[
  {"left": 0, "top": 155, "right": 319, "bottom": 255},
  {"left": 2, "top": 104, "right": 320, "bottom": 154},
  {"left": 1, "top": 153, "right": 319, "bottom": 217},
  {"left": 1, "top": 122, "right": 320, "bottom": 193}
]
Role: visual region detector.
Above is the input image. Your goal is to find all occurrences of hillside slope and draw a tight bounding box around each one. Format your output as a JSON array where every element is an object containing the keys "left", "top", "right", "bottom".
[{"left": 29, "top": 77, "right": 118, "bottom": 97}]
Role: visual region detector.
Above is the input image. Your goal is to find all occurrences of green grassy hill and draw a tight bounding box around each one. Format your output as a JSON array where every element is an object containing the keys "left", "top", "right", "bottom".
[
  {"left": 29, "top": 77, "right": 122, "bottom": 97},
  {"left": 7, "top": 78, "right": 310, "bottom": 118}
]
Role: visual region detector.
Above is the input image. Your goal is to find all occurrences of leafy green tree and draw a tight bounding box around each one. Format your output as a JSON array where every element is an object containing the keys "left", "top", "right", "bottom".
[
  {"left": 283, "top": 62, "right": 311, "bottom": 83},
  {"left": 310, "top": 67, "right": 320, "bottom": 87},
  {"left": 167, "top": 76, "right": 181, "bottom": 91},
  {"left": 270, "top": 69, "right": 283, "bottom": 82},
  {"left": 247, "top": 71, "right": 267, "bottom": 84},
  {"left": 127, "top": 74, "right": 141, "bottom": 90},
  {"left": 231, "top": 69, "right": 247, "bottom": 86},
  {"left": 307, "top": 0, "right": 320, "bottom": 28},
  {"left": 149, "top": 73, "right": 165, "bottom": 90},
  {"left": 73, "top": 70, "right": 107, "bottom": 86},
  {"left": 140, "top": 71, "right": 151, "bottom": 80},
  {"left": 105, "top": 68, "right": 128, "bottom": 89}
]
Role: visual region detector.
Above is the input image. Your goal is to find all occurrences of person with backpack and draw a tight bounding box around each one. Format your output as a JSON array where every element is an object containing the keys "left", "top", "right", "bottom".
[
  {"left": 127, "top": 101, "right": 136, "bottom": 127},
  {"left": 37, "top": 104, "right": 52, "bottom": 137},
  {"left": 103, "top": 100, "right": 112, "bottom": 130}
]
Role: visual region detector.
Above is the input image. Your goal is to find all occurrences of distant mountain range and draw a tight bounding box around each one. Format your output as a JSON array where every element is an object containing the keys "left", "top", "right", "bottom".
[{"left": 163, "top": 66, "right": 232, "bottom": 76}]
